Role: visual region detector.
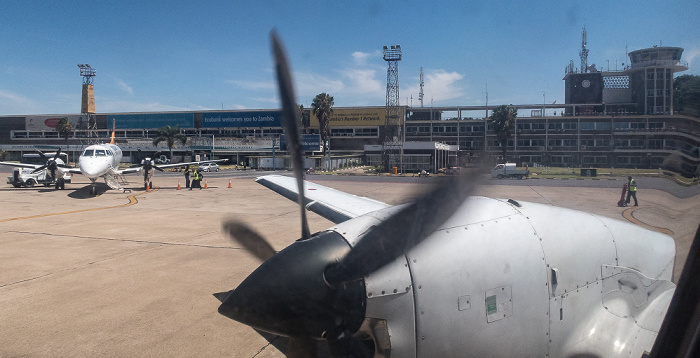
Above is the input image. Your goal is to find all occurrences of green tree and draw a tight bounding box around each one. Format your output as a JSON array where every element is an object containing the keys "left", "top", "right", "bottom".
[
  {"left": 311, "top": 93, "right": 334, "bottom": 153},
  {"left": 674, "top": 74, "right": 700, "bottom": 117},
  {"left": 152, "top": 126, "right": 187, "bottom": 162},
  {"left": 488, "top": 105, "right": 517, "bottom": 162},
  {"left": 55, "top": 117, "right": 72, "bottom": 163},
  {"left": 298, "top": 104, "right": 310, "bottom": 130}
]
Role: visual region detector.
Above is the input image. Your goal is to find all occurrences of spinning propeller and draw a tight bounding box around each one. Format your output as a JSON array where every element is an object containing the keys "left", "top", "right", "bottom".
[
  {"left": 130, "top": 149, "right": 165, "bottom": 182},
  {"left": 32, "top": 148, "right": 67, "bottom": 181},
  {"left": 218, "top": 31, "right": 482, "bottom": 358}
]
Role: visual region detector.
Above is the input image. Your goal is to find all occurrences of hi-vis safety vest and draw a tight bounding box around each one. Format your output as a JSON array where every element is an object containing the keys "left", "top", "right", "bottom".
[{"left": 629, "top": 179, "right": 637, "bottom": 192}]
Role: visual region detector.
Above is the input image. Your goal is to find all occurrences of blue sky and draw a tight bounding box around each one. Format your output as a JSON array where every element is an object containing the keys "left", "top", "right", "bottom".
[{"left": 1, "top": 0, "right": 699, "bottom": 115}]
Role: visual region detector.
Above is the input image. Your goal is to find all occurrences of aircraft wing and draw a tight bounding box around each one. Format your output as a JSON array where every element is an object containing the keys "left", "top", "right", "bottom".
[
  {"left": 0, "top": 161, "right": 45, "bottom": 170},
  {"left": 256, "top": 174, "right": 389, "bottom": 224},
  {"left": 62, "top": 167, "right": 82, "bottom": 175},
  {"left": 113, "top": 159, "right": 228, "bottom": 175},
  {"left": 156, "top": 158, "right": 228, "bottom": 169},
  {"left": 116, "top": 167, "right": 143, "bottom": 175}
]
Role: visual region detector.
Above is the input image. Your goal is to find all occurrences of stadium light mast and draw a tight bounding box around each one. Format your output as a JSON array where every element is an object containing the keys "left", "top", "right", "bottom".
[
  {"left": 78, "top": 64, "right": 97, "bottom": 144},
  {"left": 383, "top": 45, "right": 402, "bottom": 173}
]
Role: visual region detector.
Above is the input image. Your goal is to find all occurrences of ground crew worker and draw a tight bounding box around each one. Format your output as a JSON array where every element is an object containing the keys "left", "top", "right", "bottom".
[
  {"left": 626, "top": 176, "right": 638, "bottom": 206},
  {"left": 190, "top": 169, "right": 200, "bottom": 190},
  {"left": 184, "top": 165, "right": 191, "bottom": 189}
]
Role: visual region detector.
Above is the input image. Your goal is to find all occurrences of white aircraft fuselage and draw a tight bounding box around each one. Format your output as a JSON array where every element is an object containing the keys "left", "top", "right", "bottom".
[{"left": 78, "top": 143, "right": 123, "bottom": 180}]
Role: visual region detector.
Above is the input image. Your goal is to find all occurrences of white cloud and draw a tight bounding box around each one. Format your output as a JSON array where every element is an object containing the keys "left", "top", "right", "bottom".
[
  {"left": 426, "top": 70, "right": 464, "bottom": 101},
  {"left": 0, "top": 89, "right": 38, "bottom": 114},
  {"left": 115, "top": 78, "right": 134, "bottom": 96},
  {"left": 293, "top": 71, "right": 345, "bottom": 101},
  {"left": 352, "top": 51, "right": 379, "bottom": 65},
  {"left": 403, "top": 69, "right": 466, "bottom": 105},
  {"left": 683, "top": 47, "right": 700, "bottom": 72}
]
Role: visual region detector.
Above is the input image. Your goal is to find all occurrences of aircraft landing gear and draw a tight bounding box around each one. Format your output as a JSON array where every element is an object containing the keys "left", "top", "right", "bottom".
[
  {"left": 89, "top": 179, "right": 98, "bottom": 196},
  {"left": 54, "top": 178, "right": 65, "bottom": 190}
]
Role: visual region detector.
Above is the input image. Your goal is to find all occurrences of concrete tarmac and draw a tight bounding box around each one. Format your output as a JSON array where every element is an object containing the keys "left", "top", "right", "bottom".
[{"left": 0, "top": 172, "right": 698, "bottom": 357}]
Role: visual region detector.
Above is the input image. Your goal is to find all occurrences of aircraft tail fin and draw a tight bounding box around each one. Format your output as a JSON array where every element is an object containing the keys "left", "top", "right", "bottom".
[{"left": 110, "top": 118, "right": 115, "bottom": 144}]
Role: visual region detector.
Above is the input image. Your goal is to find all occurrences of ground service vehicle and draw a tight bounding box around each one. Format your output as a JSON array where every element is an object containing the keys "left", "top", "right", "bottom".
[
  {"left": 491, "top": 162, "right": 529, "bottom": 179},
  {"left": 7, "top": 168, "right": 71, "bottom": 188}
]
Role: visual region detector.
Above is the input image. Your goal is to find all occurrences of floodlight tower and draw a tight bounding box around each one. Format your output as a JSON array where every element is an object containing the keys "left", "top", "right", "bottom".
[
  {"left": 78, "top": 64, "right": 97, "bottom": 143},
  {"left": 383, "top": 45, "right": 402, "bottom": 173}
]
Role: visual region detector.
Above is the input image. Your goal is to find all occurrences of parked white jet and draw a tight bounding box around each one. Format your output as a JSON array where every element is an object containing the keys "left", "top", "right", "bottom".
[
  {"left": 1, "top": 135, "right": 226, "bottom": 195},
  {"left": 215, "top": 33, "right": 683, "bottom": 358}
]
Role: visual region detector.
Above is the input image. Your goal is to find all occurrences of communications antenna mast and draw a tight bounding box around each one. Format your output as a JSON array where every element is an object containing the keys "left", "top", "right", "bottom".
[
  {"left": 419, "top": 67, "right": 424, "bottom": 107},
  {"left": 383, "top": 45, "right": 402, "bottom": 173},
  {"left": 579, "top": 27, "right": 589, "bottom": 73},
  {"left": 78, "top": 64, "right": 97, "bottom": 144}
]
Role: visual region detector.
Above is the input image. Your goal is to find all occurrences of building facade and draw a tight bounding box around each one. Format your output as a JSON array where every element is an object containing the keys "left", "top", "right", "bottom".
[{"left": 0, "top": 46, "right": 697, "bottom": 176}]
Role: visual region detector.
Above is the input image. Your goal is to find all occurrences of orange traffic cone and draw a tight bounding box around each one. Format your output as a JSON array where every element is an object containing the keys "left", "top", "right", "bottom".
[
  {"left": 228, "top": 179, "right": 232, "bottom": 188},
  {"left": 204, "top": 179, "right": 208, "bottom": 189},
  {"left": 177, "top": 180, "right": 181, "bottom": 190}
]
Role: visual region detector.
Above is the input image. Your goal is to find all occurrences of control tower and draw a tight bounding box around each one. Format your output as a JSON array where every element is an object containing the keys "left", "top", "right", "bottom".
[
  {"left": 564, "top": 41, "right": 688, "bottom": 115},
  {"left": 627, "top": 46, "right": 688, "bottom": 114}
]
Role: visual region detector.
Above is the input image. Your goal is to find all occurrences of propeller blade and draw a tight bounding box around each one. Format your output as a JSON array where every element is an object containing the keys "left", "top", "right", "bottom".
[
  {"left": 271, "top": 30, "right": 311, "bottom": 241},
  {"left": 223, "top": 220, "right": 276, "bottom": 262},
  {"left": 324, "top": 168, "right": 484, "bottom": 286},
  {"left": 220, "top": 33, "right": 486, "bottom": 358},
  {"left": 54, "top": 148, "right": 62, "bottom": 160},
  {"left": 31, "top": 165, "right": 47, "bottom": 173},
  {"left": 153, "top": 165, "right": 164, "bottom": 172},
  {"left": 36, "top": 149, "right": 47, "bottom": 160}
]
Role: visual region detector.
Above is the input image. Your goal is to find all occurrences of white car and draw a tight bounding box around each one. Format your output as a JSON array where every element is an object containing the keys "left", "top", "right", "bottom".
[{"left": 198, "top": 162, "right": 220, "bottom": 172}]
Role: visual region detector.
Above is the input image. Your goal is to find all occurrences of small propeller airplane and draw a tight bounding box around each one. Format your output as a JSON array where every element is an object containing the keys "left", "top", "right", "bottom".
[
  {"left": 214, "top": 32, "right": 696, "bottom": 358},
  {"left": 1, "top": 128, "right": 226, "bottom": 195}
]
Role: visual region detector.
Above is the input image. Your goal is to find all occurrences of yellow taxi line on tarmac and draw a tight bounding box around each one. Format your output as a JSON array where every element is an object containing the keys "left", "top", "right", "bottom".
[
  {"left": 0, "top": 188, "right": 158, "bottom": 223},
  {"left": 622, "top": 206, "right": 675, "bottom": 236}
]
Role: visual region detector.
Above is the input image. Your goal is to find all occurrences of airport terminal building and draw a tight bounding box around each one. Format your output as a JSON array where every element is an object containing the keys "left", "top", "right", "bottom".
[{"left": 0, "top": 46, "right": 698, "bottom": 176}]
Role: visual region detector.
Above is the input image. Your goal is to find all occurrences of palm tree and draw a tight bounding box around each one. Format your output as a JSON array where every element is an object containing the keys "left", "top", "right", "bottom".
[
  {"left": 488, "top": 105, "right": 517, "bottom": 162},
  {"left": 152, "top": 126, "right": 187, "bottom": 162},
  {"left": 311, "top": 93, "right": 334, "bottom": 153},
  {"left": 297, "top": 104, "right": 310, "bottom": 132},
  {"left": 55, "top": 117, "right": 72, "bottom": 163}
]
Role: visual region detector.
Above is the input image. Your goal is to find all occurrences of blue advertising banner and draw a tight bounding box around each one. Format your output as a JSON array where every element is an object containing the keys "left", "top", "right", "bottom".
[
  {"left": 280, "top": 134, "right": 322, "bottom": 152},
  {"left": 111, "top": 113, "right": 194, "bottom": 129},
  {"left": 202, "top": 111, "right": 282, "bottom": 128}
]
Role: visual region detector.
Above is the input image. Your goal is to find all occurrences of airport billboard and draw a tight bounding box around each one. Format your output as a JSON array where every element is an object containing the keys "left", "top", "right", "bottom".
[
  {"left": 279, "top": 134, "right": 322, "bottom": 152},
  {"left": 309, "top": 107, "right": 400, "bottom": 127},
  {"left": 26, "top": 115, "right": 83, "bottom": 131},
  {"left": 202, "top": 111, "right": 282, "bottom": 128},
  {"left": 110, "top": 113, "right": 194, "bottom": 129}
]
